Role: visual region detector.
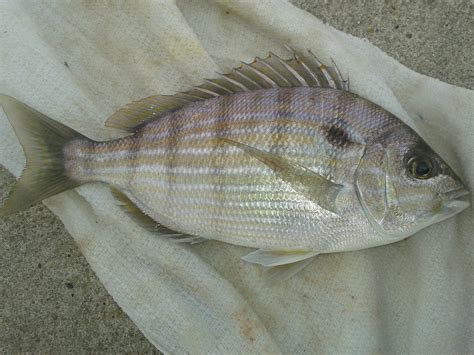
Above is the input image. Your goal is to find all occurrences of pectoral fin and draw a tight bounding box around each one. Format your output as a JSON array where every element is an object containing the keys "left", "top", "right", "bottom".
[
  {"left": 219, "top": 138, "right": 343, "bottom": 213},
  {"left": 242, "top": 248, "right": 319, "bottom": 267},
  {"left": 242, "top": 248, "right": 319, "bottom": 283}
]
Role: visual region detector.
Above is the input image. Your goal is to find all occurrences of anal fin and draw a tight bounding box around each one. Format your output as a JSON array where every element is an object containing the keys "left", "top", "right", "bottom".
[
  {"left": 242, "top": 248, "right": 319, "bottom": 283},
  {"left": 110, "top": 187, "right": 204, "bottom": 243},
  {"left": 111, "top": 187, "right": 162, "bottom": 232},
  {"left": 170, "top": 235, "right": 207, "bottom": 244}
]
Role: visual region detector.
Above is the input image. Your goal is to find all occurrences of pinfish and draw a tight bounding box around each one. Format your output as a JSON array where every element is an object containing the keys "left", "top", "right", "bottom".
[{"left": 0, "top": 49, "right": 470, "bottom": 280}]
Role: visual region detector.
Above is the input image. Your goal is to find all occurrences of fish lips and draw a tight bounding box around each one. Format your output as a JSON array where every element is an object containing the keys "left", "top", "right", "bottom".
[
  {"left": 442, "top": 187, "right": 470, "bottom": 201},
  {"left": 439, "top": 187, "right": 471, "bottom": 218}
]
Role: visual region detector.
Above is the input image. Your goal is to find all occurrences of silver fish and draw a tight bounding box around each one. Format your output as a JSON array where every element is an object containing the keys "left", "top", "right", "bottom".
[{"left": 0, "top": 49, "right": 469, "bottom": 280}]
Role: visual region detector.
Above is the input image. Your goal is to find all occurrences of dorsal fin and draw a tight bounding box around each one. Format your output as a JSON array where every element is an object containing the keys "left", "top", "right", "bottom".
[
  {"left": 105, "top": 48, "right": 349, "bottom": 132},
  {"left": 104, "top": 95, "right": 194, "bottom": 131}
]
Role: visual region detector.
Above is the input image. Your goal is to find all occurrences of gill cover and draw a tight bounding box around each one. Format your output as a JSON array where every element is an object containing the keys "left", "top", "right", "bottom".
[{"left": 354, "top": 144, "right": 404, "bottom": 238}]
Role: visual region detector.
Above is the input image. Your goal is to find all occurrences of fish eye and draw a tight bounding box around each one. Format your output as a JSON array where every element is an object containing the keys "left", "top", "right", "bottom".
[{"left": 406, "top": 155, "right": 437, "bottom": 180}]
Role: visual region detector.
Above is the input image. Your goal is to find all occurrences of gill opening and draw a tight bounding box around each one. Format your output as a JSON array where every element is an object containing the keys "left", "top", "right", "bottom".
[{"left": 354, "top": 147, "right": 407, "bottom": 239}]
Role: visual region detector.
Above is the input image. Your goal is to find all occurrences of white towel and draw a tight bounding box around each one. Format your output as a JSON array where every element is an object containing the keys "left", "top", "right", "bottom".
[{"left": 1, "top": 1, "right": 472, "bottom": 353}]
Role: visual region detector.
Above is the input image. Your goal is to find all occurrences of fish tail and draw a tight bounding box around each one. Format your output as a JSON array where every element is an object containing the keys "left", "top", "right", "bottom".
[{"left": 0, "top": 95, "right": 89, "bottom": 215}]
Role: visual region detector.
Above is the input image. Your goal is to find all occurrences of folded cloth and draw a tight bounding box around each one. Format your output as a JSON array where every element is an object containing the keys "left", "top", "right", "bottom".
[{"left": 1, "top": 0, "right": 472, "bottom": 353}]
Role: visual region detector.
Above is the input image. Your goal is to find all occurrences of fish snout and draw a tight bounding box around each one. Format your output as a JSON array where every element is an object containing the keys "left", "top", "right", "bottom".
[
  {"left": 442, "top": 187, "right": 470, "bottom": 201},
  {"left": 440, "top": 187, "right": 471, "bottom": 214}
]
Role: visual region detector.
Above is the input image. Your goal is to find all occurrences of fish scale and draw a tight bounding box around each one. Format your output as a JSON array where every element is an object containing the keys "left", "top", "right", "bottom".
[
  {"left": 64, "top": 87, "right": 384, "bottom": 250},
  {"left": 1, "top": 49, "right": 468, "bottom": 280}
]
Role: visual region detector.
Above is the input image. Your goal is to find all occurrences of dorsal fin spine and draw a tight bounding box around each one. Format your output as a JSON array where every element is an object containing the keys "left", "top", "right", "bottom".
[
  {"left": 256, "top": 56, "right": 292, "bottom": 87},
  {"left": 243, "top": 61, "right": 279, "bottom": 88},
  {"left": 220, "top": 74, "right": 251, "bottom": 91},
  {"left": 176, "top": 93, "right": 206, "bottom": 101},
  {"left": 331, "top": 58, "right": 349, "bottom": 91},
  {"left": 193, "top": 86, "right": 221, "bottom": 97},
  {"left": 307, "top": 49, "right": 337, "bottom": 89},
  {"left": 292, "top": 52, "right": 322, "bottom": 87},
  {"left": 104, "top": 48, "right": 348, "bottom": 131},
  {"left": 204, "top": 79, "right": 234, "bottom": 94},
  {"left": 233, "top": 67, "right": 263, "bottom": 89},
  {"left": 270, "top": 52, "right": 309, "bottom": 87}
]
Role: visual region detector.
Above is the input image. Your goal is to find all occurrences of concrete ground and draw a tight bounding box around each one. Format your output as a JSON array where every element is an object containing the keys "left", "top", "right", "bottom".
[{"left": 1, "top": 1, "right": 472, "bottom": 352}]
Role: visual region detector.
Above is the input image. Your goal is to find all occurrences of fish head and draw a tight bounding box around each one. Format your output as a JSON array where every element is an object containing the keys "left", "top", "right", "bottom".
[{"left": 355, "top": 125, "right": 470, "bottom": 238}]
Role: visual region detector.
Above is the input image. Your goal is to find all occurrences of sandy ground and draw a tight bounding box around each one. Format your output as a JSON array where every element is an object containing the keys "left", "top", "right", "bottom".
[{"left": 1, "top": 0, "right": 472, "bottom": 352}]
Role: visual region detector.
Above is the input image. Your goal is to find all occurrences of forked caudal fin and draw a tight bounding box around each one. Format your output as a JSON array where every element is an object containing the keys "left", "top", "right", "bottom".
[{"left": 0, "top": 95, "right": 88, "bottom": 215}]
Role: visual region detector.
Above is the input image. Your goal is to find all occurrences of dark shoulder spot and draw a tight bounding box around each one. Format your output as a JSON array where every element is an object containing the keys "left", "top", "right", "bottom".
[{"left": 324, "top": 124, "right": 351, "bottom": 148}]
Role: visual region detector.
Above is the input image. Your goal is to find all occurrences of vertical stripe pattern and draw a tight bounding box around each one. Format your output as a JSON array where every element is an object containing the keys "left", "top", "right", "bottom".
[{"left": 64, "top": 87, "right": 403, "bottom": 250}]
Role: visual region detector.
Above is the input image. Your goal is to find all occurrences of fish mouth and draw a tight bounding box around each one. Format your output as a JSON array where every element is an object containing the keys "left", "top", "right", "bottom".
[
  {"left": 442, "top": 187, "right": 471, "bottom": 201},
  {"left": 439, "top": 187, "right": 470, "bottom": 219}
]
